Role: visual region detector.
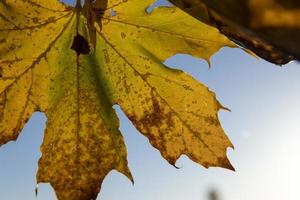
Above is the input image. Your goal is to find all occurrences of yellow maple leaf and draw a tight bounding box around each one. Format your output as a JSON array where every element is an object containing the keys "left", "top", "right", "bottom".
[{"left": 0, "top": 0, "right": 235, "bottom": 199}]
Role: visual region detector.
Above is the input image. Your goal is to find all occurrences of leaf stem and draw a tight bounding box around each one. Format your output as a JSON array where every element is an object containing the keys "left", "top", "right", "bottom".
[{"left": 75, "top": 0, "right": 82, "bottom": 10}]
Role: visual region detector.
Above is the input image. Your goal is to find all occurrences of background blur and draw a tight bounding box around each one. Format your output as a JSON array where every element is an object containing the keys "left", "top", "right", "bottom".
[{"left": 1, "top": 0, "right": 300, "bottom": 200}]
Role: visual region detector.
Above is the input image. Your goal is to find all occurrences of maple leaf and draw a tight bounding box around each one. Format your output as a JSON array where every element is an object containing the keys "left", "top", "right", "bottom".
[
  {"left": 170, "top": 0, "right": 300, "bottom": 65},
  {"left": 0, "top": 0, "right": 235, "bottom": 199}
]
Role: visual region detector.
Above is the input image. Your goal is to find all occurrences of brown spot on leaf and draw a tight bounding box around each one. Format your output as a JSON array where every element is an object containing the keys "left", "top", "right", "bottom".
[
  {"left": 204, "top": 116, "right": 219, "bottom": 126},
  {"left": 0, "top": 38, "right": 6, "bottom": 44},
  {"left": 140, "top": 95, "right": 164, "bottom": 128}
]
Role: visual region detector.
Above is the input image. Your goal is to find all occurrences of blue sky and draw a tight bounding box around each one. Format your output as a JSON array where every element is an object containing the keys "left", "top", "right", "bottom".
[{"left": 1, "top": 1, "right": 300, "bottom": 200}]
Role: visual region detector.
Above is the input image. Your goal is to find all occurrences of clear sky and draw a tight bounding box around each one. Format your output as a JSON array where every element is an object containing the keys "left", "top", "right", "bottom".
[{"left": 1, "top": 1, "right": 300, "bottom": 200}]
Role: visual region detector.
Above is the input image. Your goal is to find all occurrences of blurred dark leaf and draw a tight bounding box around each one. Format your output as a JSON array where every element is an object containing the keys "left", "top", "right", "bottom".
[
  {"left": 170, "top": 0, "right": 300, "bottom": 65},
  {"left": 208, "top": 189, "right": 219, "bottom": 200}
]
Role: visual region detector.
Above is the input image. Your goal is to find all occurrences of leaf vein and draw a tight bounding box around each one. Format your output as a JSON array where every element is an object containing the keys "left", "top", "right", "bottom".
[
  {"left": 102, "top": 17, "right": 228, "bottom": 44},
  {"left": 0, "top": 13, "right": 75, "bottom": 95},
  {"left": 0, "top": 12, "right": 72, "bottom": 31}
]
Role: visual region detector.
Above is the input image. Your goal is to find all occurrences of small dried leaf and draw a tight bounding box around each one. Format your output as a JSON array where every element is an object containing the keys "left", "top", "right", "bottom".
[{"left": 170, "top": 0, "right": 299, "bottom": 65}]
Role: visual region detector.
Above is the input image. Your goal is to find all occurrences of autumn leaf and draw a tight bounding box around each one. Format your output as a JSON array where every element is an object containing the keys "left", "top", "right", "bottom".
[
  {"left": 170, "top": 0, "right": 300, "bottom": 65},
  {"left": 0, "top": 0, "right": 235, "bottom": 199}
]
